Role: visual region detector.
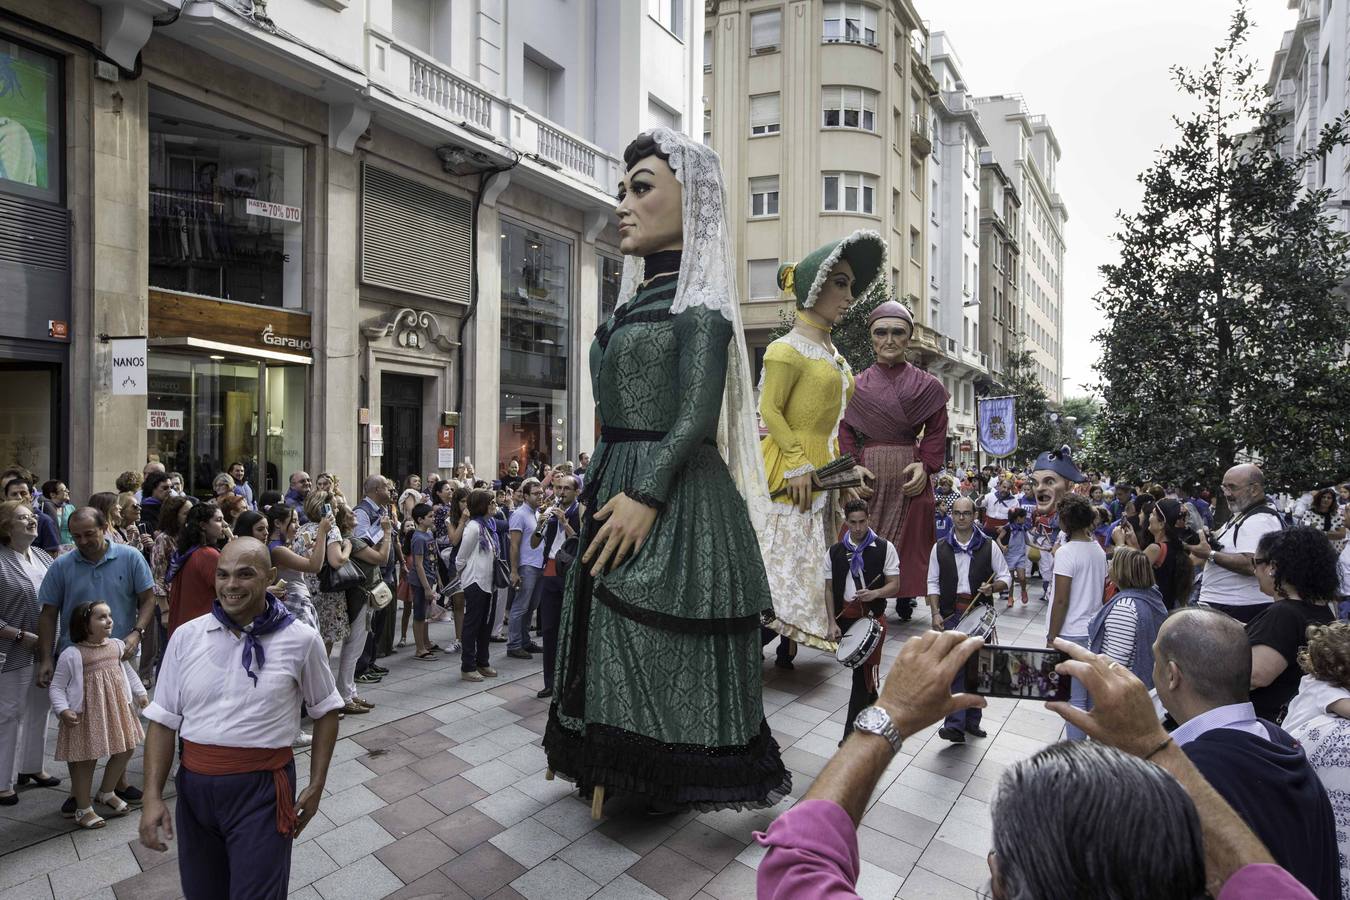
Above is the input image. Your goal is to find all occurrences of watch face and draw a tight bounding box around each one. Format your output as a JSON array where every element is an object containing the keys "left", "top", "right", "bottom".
[{"left": 856, "top": 706, "right": 886, "bottom": 731}]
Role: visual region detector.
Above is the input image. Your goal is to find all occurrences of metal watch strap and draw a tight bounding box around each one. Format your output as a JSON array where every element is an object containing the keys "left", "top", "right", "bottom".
[{"left": 854, "top": 706, "right": 903, "bottom": 754}]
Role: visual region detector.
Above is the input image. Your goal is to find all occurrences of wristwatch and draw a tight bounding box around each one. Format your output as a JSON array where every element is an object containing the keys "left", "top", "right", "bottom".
[{"left": 853, "top": 705, "right": 903, "bottom": 754}]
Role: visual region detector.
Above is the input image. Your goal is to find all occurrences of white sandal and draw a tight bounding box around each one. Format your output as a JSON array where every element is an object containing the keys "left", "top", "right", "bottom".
[
  {"left": 75, "top": 806, "right": 106, "bottom": 829},
  {"left": 96, "top": 791, "right": 129, "bottom": 817}
]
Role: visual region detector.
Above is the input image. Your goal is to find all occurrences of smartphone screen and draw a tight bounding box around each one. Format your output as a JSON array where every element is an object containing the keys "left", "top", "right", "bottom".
[
  {"left": 321, "top": 503, "right": 333, "bottom": 518},
  {"left": 964, "top": 644, "right": 1071, "bottom": 701}
]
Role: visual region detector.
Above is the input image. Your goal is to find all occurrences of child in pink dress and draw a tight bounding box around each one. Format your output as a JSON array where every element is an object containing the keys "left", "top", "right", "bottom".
[{"left": 48, "top": 601, "right": 147, "bottom": 829}]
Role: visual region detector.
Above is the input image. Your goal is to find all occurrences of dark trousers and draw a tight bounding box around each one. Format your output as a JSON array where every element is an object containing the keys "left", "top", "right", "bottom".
[
  {"left": 175, "top": 763, "right": 295, "bottom": 900},
  {"left": 539, "top": 573, "right": 566, "bottom": 689},
  {"left": 759, "top": 626, "right": 793, "bottom": 663},
  {"left": 1199, "top": 600, "right": 1270, "bottom": 625},
  {"left": 356, "top": 603, "right": 393, "bottom": 674},
  {"left": 461, "top": 584, "right": 493, "bottom": 671},
  {"left": 840, "top": 664, "right": 877, "bottom": 741},
  {"left": 942, "top": 608, "right": 982, "bottom": 732}
]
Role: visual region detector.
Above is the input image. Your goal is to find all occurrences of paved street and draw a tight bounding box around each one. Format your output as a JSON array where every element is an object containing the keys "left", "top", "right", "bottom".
[{"left": 0, "top": 596, "right": 1066, "bottom": 900}]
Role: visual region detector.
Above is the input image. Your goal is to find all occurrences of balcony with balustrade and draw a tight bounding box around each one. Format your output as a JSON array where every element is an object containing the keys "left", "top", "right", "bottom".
[{"left": 365, "top": 28, "right": 620, "bottom": 202}]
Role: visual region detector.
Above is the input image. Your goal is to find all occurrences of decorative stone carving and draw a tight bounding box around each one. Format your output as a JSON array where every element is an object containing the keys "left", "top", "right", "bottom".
[{"left": 360, "top": 308, "right": 458, "bottom": 353}]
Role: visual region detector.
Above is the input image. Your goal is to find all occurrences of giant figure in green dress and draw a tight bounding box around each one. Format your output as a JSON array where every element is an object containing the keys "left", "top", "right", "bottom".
[{"left": 543, "top": 128, "right": 790, "bottom": 812}]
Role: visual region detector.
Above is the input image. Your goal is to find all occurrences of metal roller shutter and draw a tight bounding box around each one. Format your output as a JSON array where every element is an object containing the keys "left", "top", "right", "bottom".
[{"left": 360, "top": 165, "right": 472, "bottom": 305}]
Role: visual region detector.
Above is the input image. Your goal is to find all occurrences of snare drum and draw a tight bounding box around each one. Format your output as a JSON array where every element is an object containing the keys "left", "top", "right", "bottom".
[
  {"left": 953, "top": 602, "right": 998, "bottom": 642},
  {"left": 835, "top": 616, "right": 883, "bottom": 668}
]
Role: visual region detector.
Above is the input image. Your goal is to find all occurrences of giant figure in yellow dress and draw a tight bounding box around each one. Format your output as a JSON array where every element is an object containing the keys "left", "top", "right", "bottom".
[{"left": 759, "top": 231, "right": 887, "bottom": 651}]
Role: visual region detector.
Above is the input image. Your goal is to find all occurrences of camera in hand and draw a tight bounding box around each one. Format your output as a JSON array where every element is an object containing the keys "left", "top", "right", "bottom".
[{"left": 964, "top": 644, "right": 1071, "bottom": 701}]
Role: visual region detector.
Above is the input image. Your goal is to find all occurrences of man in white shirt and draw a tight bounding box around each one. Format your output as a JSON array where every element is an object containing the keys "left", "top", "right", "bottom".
[
  {"left": 981, "top": 477, "right": 1018, "bottom": 533},
  {"left": 927, "top": 497, "right": 1010, "bottom": 743},
  {"left": 508, "top": 478, "right": 546, "bottom": 658},
  {"left": 1193, "top": 464, "right": 1283, "bottom": 624},
  {"left": 138, "top": 538, "right": 343, "bottom": 899}
]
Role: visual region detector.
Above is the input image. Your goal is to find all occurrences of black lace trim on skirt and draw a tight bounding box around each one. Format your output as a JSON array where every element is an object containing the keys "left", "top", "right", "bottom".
[
  {"left": 594, "top": 583, "right": 763, "bottom": 635},
  {"left": 543, "top": 707, "right": 792, "bottom": 812}
]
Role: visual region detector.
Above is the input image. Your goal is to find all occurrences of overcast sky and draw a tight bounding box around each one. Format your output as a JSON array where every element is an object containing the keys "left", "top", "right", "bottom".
[{"left": 917, "top": 0, "right": 1291, "bottom": 398}]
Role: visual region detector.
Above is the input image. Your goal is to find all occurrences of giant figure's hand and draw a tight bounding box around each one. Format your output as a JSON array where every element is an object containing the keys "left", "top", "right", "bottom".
[{"left": 584, "top": 493, "right": 658, "bottom": 576}]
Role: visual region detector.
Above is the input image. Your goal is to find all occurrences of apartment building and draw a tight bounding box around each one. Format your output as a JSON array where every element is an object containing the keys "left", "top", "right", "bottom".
[
  {"left": 0, "top": 0, "right": 701, "bottom": 494},
  {"left": 703, "top": 0, "right": 940, "bottom": 376},
  {"left": 1267, "top": 0, "right": 1350, "bottom": 254},
  {"left": 972, "top": 94, "right": 1067, "bottom": 403},
  {"left": 977, "top": 151, "right": 1021, "bottom": 392},
  {"left": 925, "top": 32, "right": 989, "bottom": 466}
]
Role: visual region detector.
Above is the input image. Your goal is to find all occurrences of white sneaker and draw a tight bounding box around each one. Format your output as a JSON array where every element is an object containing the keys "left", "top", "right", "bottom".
[
  {"left": 293, "top": 731, "right": 313, "bottom": 748},
  {"left": 449, "top": 640, "right": 463, "bottom": 653}
]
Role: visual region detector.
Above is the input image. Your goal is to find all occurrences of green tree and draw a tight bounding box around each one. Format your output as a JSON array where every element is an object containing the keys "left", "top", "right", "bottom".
[{"left": 1093, "top": 4, "right": 1350, "bottom": 494}]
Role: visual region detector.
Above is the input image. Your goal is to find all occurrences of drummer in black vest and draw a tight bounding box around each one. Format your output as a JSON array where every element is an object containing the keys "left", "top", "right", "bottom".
[
  {"left": 824, "top": 500, "right": 901, "bottom": 743},
  {"left": 926, "top": 496, "right": 1010, "bottom": 743}
]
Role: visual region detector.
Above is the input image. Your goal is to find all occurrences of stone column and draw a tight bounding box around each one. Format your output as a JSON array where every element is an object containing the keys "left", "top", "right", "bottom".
[
  {"left": 467, "top": 184, "right": 505, "bottom": 476},
  {"left": 316, "top": 148, "right": 362, "bottom": 481},
  {"left": 80, "top": 69, "right": 149, "bottom": 496}
]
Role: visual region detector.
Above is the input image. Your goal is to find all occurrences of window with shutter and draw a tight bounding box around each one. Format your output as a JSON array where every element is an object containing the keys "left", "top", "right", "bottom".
[
  {"left": 749, "top": 176, "right": 779, "bottom": 217},
  {"left": 750, "top": 10, "right": 781, "bottom": 51},
  {"left": 748, "top": 258, "right": 781, "bottom": 299},
  {"left": 750, "top": 93, "right": 781, "bottom": 135}
]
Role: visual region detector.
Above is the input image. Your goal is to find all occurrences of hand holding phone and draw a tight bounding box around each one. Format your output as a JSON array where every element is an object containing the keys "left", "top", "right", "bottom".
[{"left": 964, "top": 644, "right": 1071, "bottom": 701}]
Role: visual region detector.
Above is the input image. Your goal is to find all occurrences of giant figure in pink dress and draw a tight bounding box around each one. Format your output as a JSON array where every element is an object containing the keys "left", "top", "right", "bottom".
[{"left": 839, "top": 301, "right": 949, "bottom": 610}]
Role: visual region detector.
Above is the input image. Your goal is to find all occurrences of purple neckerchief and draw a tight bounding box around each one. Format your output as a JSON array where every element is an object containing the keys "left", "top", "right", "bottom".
[
  {"left": 165, "top": 544, "right": 201, "bottom": 586},
  {"left": 843, "top": 529, "right": 877, "bottom": 580},
  {"left": 473, "top": 515, "right": 496, "bottom": 553},
  {"left": 947, "top": 527, "right": 987, "bottom": 555},
  {"left": 210, "top": 594, "right": 295, "bottom": 686}
]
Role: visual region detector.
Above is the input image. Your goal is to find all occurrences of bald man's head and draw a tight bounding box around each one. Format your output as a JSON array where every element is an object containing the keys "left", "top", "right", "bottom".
[
  {"left": 1153, "top": 607, "right": 1251, "bottom": 715},
  {"left": 216, "top": 537, "right": 276, "bottom": 624},
  {"left": 1221, "top": 464, "right": 1266, "bottom": 513}
]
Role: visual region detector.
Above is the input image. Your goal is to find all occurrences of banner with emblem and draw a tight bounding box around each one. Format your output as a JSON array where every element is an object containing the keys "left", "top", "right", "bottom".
[{"left": 977, "top": 395, "right": 1018, "bottom": 458}]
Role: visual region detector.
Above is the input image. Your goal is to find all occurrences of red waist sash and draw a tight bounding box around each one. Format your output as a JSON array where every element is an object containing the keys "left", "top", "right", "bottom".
[{"left": 181, "top": 740, "right": 297, "bottom": 837}]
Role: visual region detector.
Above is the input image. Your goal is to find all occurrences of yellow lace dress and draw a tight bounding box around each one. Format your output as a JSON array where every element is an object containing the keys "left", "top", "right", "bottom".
[{"left": 758, "top": 331, "right": 854, "bottom": 650}]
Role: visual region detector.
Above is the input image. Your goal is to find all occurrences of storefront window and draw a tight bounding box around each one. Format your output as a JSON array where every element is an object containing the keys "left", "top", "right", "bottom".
[
  {"left": 598, "top": 252, "right": 622, "bottom": 321},
  {"left": 500, "top": 220, "right": 571, "bottom": 472},
  {"left": 148, "top": 91, "right": 304, "bottom": 309},
  {"left": 265, "top": 364, "right": 306, "bottom": 493},
  {"left": 147, "top": 354, "right": 306, "bottom": 498},
  {"left": 0, "top": 38, "right": 61, "bottom": 202}
]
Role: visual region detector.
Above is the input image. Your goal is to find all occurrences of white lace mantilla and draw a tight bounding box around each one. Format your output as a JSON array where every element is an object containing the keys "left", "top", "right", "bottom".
[
  {"left": 801, "top": 228, "right": 889, "bottom": 309},
  {"left": 614, "top": 127, "right": 772, "bottom": 535}
]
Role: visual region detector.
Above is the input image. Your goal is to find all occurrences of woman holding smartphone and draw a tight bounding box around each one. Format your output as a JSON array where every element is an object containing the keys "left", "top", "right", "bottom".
[{"left": 296, "top": 491, "right": 353, "bottom": 659}]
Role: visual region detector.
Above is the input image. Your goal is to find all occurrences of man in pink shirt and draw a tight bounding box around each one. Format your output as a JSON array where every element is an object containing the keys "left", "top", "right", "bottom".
[{"left": 755, "top": 631, "right": 1316, "bottom": 900}]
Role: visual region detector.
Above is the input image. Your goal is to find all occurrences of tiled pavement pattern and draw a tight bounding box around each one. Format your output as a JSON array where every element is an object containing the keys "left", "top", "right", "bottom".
[{"left": 0, "top": 592, "right": 1067, "bottom": 899}]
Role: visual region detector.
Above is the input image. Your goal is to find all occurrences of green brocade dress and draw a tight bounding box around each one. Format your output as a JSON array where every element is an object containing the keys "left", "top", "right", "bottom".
[{"left": 543, "top": 273, "right": 791, "bottom": 810}]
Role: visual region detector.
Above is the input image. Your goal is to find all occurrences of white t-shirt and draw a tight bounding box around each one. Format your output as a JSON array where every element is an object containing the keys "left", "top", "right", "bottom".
[
  {"left": 1283, "top": 674, "right": 1350, "bottom": 734},
  {"left": 1198, "top": 509, "right": 1283, "bottom": 608},
  {"left": 1338, "top": 542, "right": 1350, "bottom": 597},
  {"left": 823, "top": 541, "right": 900, "bottom": 601},
  {"left": 1051, "top": 539, "right": 1107, "bottom": 638},
  {"left": 982, "top": 492, "right": 1017, "bottom": 522}
]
